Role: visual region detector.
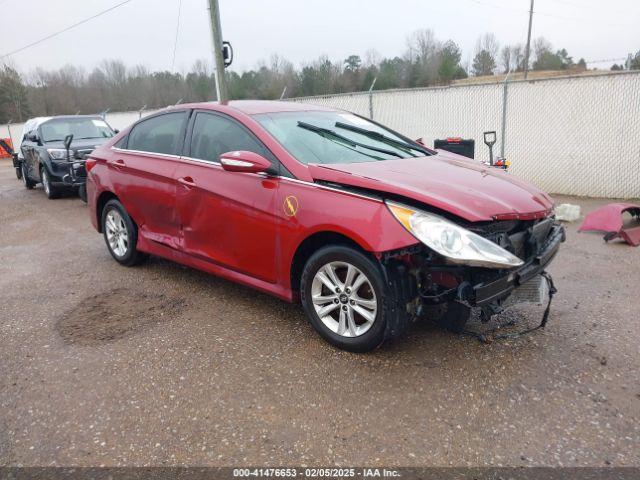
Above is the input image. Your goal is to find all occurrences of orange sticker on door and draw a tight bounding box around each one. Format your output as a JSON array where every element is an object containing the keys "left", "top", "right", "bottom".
[{"left": 283, "top": 195, "right": 299, "bottom": 217}]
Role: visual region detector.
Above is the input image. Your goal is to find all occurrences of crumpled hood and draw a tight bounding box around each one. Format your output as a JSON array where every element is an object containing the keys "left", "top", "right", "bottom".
[{"left": 308, "top": 150, "right": 554, "bottom": 222}]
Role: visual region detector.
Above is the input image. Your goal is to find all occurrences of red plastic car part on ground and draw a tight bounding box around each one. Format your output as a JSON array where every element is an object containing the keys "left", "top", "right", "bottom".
[{"left": 579, "top": 202, "right": 640, "bottom": 247}]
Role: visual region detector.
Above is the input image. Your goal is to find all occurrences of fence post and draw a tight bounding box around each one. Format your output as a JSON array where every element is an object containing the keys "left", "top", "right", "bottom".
[
  {"left": 368, "top": 77, "right": 377, "bottom": 119},
  {"left": 500, "top": 70, "right": 512, "bottom": 159},
  {"left": 138, "top": 105, "right": 147, "bottom": 119},
  {"left": 6, "top": 119, "right": 14, "bottom": 150}
]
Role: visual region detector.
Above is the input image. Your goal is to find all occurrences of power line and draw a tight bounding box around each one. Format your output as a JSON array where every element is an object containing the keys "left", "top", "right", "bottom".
[
  {"left": 170, "top": 0, "right": 183, "bottom": 72},
  {"left": 0, "top": 0, "right": 136, "bottom": 60}
]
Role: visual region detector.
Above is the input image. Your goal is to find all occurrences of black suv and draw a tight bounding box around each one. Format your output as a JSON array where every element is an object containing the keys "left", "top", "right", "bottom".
[{"left": 20, "top": 115, "right": 117, "bottom": 200}]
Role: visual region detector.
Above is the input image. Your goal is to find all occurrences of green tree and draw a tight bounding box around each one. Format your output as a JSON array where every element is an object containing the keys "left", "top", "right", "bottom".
[
  {"left": 438, "top": 40, "right": 463, "bottom": 83},
  {"left": 0, "top": 65, "right": 31, "bottom": 123},
  {"left": 472, "top": 50, "right": 496, "bottom": 76},
  {"left": 344, "top": 55, "right": 362, "bottom": 73},
  {"left": 630, "top": 51, "right": 640, "bottom": 70}
]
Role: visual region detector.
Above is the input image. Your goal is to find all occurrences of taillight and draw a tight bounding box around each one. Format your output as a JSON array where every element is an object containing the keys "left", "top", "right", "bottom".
[{"left": 85, "top": 157, "right": 98, "bottom": 172}]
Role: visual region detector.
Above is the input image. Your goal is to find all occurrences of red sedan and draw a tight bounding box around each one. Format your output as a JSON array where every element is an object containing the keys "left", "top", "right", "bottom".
[{"left": 86, "top": 101, "right": 564, "bottom": 352}]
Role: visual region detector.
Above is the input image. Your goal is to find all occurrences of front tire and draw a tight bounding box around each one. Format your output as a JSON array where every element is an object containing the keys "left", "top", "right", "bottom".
[
  {"left": 101, "top": 199, "right": 147, "bottom": 266},
  {"left": 300, "top": 245, "right": 409, "bottom": 352},
  {"left": 41, "top": 166, "right": 60, "bottom": 199}
]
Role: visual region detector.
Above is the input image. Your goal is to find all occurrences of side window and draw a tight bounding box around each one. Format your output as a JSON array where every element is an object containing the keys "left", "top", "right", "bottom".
[
  {"left": 127, "top": 112, "right": 187, "bottom": 155},
  {"left": 189, "top": 112, "right": 269, "bottom": 164},
  {"left": 113, "top": 136, "right": 127, "bottom": 149}
]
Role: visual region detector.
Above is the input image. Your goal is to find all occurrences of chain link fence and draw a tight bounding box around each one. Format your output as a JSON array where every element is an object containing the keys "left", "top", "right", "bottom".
[
  {"left": 291, "top": 71, "right": 640, "bottom": 199},
  {"left": 2, "top": 71, "right": 638, "bottom": 198}
]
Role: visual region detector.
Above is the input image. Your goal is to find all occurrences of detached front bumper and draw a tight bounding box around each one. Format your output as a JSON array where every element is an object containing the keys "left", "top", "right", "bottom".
[
  {"left": 469, "top": 224, "right": 565, "bottom": 307},
  {"left": 49, "top": 160, "right": 87, "bottom": 187}
]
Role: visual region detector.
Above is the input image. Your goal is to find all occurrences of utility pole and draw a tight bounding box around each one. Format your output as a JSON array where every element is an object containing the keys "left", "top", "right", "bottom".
[
  {"left": 207, "top": 0, "right": 229, "bottom": 104},
  {"left": 523, "top": 0, "right": 534, "bottom": 79}
]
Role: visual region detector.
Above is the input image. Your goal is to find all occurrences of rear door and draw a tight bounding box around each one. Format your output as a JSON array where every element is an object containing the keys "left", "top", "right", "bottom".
[
  {"left": 174, "top": 110, "right": 279, "bottom": 283},
  {"left": 111, "top": 110, "right": 189, "bottom": 250}
]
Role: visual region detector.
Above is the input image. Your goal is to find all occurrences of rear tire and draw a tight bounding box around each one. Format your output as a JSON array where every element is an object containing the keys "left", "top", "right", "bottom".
[
  {"left": 101, "top": 199, "right": 147, "bottom": 266},
  {"left": 300, "top": 245, "right": 410, "bottom": 352},
  {"left": 22, "top": 162, "right": 36, "bottom": 189},
  {"left": 15, "top": 166, "right": 22, "bottom": 180},
  {"left": 78, "top": 184, "right": 87, "bottom": 203}
]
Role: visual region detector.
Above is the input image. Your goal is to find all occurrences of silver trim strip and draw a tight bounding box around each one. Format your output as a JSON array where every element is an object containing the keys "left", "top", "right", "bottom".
[
  {"left": 112, "top": 147, "right": 181, "bottom": 159},
  {"left": 180, "top": 156, "right": 222, "bottom": 166}
]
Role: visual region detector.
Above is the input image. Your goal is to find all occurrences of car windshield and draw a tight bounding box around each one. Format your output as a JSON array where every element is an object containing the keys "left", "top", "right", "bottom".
[
  {"left": 40, "top": 117, "right": 115, "bottom": 143},
  {"left": 254, "top": 111, "right": 428, "bottom": 165}
]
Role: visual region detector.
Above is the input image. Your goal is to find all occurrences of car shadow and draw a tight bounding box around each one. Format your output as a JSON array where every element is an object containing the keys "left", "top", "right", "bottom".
[{"left": 135, "top": 255, "right": 545, "bottom": 368}]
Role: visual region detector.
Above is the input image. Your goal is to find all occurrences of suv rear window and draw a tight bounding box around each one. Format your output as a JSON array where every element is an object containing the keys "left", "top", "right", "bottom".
[{"left": 127, "top": 112, "right": 187, "bottom": 155}]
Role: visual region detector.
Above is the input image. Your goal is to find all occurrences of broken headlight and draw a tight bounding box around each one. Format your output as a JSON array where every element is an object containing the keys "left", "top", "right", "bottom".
[{"left": 386, "top": 201, "right": 524, "bottom": 269}]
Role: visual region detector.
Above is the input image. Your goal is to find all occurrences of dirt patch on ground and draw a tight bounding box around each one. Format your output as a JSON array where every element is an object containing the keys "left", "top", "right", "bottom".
[{"left": 55, "top": 288, "right": 186, "bottom": 346}]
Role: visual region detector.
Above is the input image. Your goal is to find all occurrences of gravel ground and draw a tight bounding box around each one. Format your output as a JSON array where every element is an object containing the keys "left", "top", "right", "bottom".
[{"left": 0, "top": 158, "right": 639, "bottom": 467}]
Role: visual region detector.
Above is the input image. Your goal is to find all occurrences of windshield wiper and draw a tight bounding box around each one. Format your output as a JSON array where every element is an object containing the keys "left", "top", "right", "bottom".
[
  {"left": 334, "top": 122, "right": 427, "bottom": 156},
  {"left": 297, "top": 122, "right": 403, "bottom": 159}
]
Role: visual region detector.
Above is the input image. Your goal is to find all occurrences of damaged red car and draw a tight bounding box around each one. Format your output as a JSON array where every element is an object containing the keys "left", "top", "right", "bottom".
[{"left": 86, "top": 101, "right": 565, "bottom": 352}]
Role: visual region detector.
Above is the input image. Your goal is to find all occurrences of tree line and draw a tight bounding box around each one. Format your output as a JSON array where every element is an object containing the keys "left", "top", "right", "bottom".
[{"left": 1, "top": 29, "right": 639, "bottom": 124}]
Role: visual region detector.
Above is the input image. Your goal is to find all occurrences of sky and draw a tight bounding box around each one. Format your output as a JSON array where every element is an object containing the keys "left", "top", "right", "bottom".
[{"left": 1, "top": 0, "right": 638, "bottom": 76}]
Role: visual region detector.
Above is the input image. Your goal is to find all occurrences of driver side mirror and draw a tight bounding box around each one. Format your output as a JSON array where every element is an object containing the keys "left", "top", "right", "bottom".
[
  {"left": 219, "top": 150, "right": 271, "bottom": 174},
  {"left": 27, "top": 133, "right": 39, "bottom": 143}
]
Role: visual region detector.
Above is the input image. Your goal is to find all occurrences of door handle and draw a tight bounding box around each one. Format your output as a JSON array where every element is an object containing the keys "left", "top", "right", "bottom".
[
  {"left": 178, "top": 176, "right": 196, "bottom": 188},
  {"left": 108, "top": 159, "right": 126, "bottom": 168}
]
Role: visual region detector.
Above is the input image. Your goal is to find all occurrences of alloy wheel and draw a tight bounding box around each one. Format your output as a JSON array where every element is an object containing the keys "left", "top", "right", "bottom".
[
  {"left": 105, "top": 209, "right": 129, "bottom": 258},
  {"left": 42, "top": 169, "right": 50, "bottom": 195},
  {"left": 310, "top": 261, "right": 378, "bottom": 338}
]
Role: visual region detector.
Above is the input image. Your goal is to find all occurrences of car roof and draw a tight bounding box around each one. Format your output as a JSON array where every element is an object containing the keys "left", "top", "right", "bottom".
[
  {"left": 41, "top": 114, "right": 105, "bottom": 121},
  {"left": 23, "top": 117, "right": 53, "bottom": 131},
  {"left": 178, "top": 100, "right": 338, "bottom": 115}
]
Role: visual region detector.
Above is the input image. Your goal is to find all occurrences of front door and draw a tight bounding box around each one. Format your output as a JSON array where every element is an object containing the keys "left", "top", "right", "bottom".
[{"left": 174, "top": 111, "right": 279, "bottom": 283}]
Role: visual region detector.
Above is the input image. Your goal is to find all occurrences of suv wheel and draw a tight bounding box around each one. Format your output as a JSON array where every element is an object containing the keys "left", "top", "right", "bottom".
[
  {"left": 22, "top": 163, "right": 36, "bottom": 189},
  {"left": 41, "top": 167, "right": 60, "bottom": 199},
  {"left": 300, "top": 245, "right": 409, "bottom": 352},
  {"left": 101, "top": 199, "right": 147, "bottom": 266}
]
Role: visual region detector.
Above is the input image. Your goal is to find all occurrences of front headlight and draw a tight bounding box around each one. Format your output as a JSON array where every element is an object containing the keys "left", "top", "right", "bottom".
[
  {"left": 47, "top": 149, "right": 68, "bottom": 160},
  {"left": 386, "top": 201, "right": 524, "bottom": 269}
]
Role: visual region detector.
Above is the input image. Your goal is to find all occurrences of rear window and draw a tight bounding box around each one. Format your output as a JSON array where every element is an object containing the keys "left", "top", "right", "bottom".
[{"left": 127, "top": 112, "right": 188, "bottom": 155}]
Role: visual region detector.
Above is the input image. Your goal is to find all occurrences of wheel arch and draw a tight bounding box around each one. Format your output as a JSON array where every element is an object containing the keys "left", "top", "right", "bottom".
[
  {"left": 38, "top": 157, "right": 53, "bottom": 178},
  {"left": 95, "top": 191, "right": 120, "bottom": 233},
  {"left": 289, "top": 230, "right": 374, "bottom": 298}
]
